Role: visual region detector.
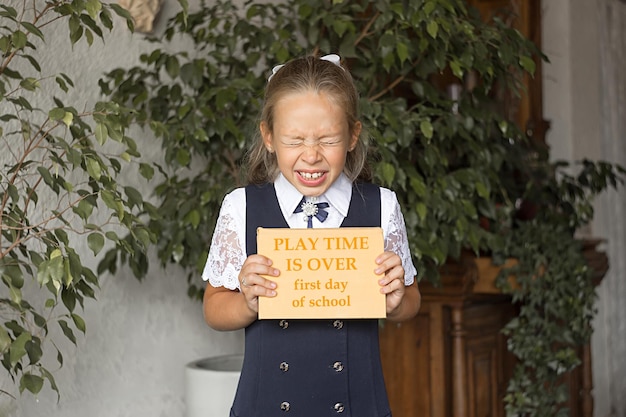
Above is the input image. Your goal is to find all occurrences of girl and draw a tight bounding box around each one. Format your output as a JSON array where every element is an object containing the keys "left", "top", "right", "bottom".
[{"left": 202, "top": 54, "right": 421, "bottom": 417}]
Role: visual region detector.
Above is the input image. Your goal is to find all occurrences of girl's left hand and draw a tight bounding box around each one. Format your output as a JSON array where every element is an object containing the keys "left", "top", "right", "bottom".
[{"left": 375, "top": 251, "right": 406, "bottom": 314}]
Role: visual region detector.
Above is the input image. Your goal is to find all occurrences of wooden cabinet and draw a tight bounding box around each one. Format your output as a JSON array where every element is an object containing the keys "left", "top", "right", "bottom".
[
  {"left": 379, "top": 256, "right": 516, "bottom": 417},
  {"left": 379, "top": 245, "right": 608, "bottom": 417},
  {"left": 380, "top": 297, "right": 516, "bottom": 417}
]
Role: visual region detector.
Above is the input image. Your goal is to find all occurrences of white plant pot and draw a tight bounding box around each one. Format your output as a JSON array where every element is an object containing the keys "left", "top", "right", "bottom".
[{"left": 184, "top": 354, "right": 243, "bottom": 417}]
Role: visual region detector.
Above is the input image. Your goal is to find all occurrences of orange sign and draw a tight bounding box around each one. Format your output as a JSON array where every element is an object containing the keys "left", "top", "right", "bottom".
[{"left": 257, "top": 227, "right": 386, "bottom": 319}]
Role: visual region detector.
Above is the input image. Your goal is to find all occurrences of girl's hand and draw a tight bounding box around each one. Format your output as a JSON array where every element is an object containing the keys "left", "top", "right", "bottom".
[
  {"left": 375, "top": 251, "right": 406, "bottom": 315},
  {"left": 238, "top": 254, "right": 279, "bottom": 313}
]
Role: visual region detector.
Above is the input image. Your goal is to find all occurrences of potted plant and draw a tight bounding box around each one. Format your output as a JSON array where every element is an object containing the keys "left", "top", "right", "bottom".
[{"left": 99, "top": 0, "right": 624, "bottom": 415}]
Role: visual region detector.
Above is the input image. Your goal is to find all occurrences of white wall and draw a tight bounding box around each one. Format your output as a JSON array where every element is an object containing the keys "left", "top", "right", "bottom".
[
  {"left": 542, "top": 1, "right": 626, "bottom": 416},
  {"left": 1, "top": 1, "right": 243, "bottom": 416}
]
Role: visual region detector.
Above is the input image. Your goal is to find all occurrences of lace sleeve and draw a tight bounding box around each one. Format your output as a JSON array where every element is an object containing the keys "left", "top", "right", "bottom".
[
  {"left": 382, "top": 189, "right": 417, "bottom": 285},
  {"left": 202, "top": 190, "right": 246, "bottom": 290}
]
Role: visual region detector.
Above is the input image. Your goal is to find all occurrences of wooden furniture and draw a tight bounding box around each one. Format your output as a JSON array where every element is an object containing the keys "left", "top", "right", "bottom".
[
  {"left": 379, "top": 256, "right": 515, "bottom": 417},
  {"left": 379, "top": 244, "right": 608, "bottom": 417}
]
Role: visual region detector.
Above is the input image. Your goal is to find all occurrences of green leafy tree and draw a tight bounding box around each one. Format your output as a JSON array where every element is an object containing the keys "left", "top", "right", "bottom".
[
  {"left": 0, "top": 0, "right": 156, "bottom": 398},
  {"left": 101, "top": 1, "right": 625, "bottom": 415},
  {"left": 100, "top": 0, "right": 546, "bottom": 288}
]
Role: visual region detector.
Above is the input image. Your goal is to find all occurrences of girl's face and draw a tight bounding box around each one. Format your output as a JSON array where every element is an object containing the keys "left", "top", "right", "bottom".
[{"left": 261, "top": 90, "right": 360, "bottom": 197}]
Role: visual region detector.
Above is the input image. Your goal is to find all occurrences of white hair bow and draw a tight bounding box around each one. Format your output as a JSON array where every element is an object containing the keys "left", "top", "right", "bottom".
[{"left": 267, "top": 54, "right": 342, "bottom": 82}]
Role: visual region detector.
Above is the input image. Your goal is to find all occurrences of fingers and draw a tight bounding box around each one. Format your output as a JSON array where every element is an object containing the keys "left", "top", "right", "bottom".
[
  {"left": 375, "top": 252, "right": 404, "bottom": 287},
  {"left": 375, "top": 252, "right": 406, "bottom": 314},
  {"left": 239, "top": 255, "right": 279, "bottom": 297}
]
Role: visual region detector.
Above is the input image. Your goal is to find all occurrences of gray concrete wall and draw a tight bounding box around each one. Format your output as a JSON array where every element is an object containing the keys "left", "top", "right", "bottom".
[{"left": 542, "top": 1, "right": 626, "bottom": 416}]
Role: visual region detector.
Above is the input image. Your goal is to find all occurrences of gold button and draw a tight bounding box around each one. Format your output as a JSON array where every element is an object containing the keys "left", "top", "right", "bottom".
[
  {"left": 280, "top": 361, "right": 289, "bottom": 372},
  {"left": 333, "top": 361, "right": 344, "bottom": 372},
  {"left": 281, "top": 401, "right": 290, "bottom": 411},
  {"left": 333, "top": 320, "right": 343, "bottom": 329},
  {"left": 334, "top": 402, "right": 345, "bottom": 413},
  {"left": 279, "top": 320, "right": 289, "bottom": 329}
]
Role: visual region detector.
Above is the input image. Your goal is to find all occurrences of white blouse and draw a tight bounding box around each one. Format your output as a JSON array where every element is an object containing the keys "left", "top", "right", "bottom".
[{"left": 202, "top": 173, "right": 417, "bottom": 290}]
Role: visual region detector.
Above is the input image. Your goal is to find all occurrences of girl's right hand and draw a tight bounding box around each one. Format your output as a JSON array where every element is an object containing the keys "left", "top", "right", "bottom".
[{"left": 238, "top": 254, "right": 279, "bottom": 313}]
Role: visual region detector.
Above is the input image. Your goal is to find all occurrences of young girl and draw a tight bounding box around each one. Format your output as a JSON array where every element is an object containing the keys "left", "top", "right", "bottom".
[{"left": 202, "top": 54, "right": 421, "bottom": 417}]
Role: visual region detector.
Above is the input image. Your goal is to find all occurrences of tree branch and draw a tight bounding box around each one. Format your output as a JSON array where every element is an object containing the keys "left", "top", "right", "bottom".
[{"left": 354, "top": 10, "right": 380, "bottom": 47}]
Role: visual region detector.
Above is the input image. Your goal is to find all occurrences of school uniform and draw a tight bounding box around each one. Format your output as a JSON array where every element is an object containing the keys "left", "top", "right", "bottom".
[{"left": 203, "top": 173, "right": 417, "bottom": 417}]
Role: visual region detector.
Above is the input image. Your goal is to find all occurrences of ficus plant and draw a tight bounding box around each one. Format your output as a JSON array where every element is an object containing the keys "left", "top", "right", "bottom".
[
  {"left": 0, "top": 0, "right": 157, "bottom": 398},
  {"left": 99, "top": 0, "right": 622, "bottom": 416}
]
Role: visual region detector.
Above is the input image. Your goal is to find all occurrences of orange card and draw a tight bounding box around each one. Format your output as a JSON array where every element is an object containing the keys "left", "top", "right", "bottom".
[{"left": 257, "top": 227, "right": 386, "bottom": 319}]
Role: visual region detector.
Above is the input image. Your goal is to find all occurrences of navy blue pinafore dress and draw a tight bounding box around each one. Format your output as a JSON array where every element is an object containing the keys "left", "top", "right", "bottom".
[{"left": 230, "top": 182, "right": 391, "bottom": 417}]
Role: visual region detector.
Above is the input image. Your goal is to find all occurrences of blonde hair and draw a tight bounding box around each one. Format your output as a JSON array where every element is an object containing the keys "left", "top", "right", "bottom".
[{"left": 245, "top": 54, "right": 370, "bottom": 184}]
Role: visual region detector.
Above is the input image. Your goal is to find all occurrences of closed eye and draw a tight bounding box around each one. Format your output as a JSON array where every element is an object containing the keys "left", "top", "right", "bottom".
[{"left": 279, "top": 137, "right": 344, "bottom": 148}]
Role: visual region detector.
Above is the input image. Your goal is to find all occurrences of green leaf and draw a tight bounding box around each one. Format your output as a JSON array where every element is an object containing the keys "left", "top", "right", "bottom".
[
  {"left": 499, "top": 120, "right": 509, "bottom": 135},
  {"left": 20, "top": 373, "right": 44, "bottom": 395},
  {"left": 475, "top": 181, "right": 490, "bottom": 199},
  {"left": 165, "top": 56, "right": 180, "bottom": 78},
  {"left": 87, "top": 233, "right": 105, "bottom": 256},
  {"left": 86, "top": 0, "right": 103, "bottom": 19},
  {"left": 176, "top": 148, "right": 191, "bottom": 166},
  {"left": 423, "top": 1, "right": 436, "bottom": 15},
  {"left": 11, "top": 30, "right": 27, "bottom": 49},
  {"left": 95, "top": 122, "right": 108, "bottom": 145},
  {"left": 450, "top": 60, "right": 463, "bottom": 79},
  {"left": 0, "top": 36, "right": 10, "bottom": 54},
  {"left": 420, "top": 120, "right": 434, "bottom": 139},
  {"left": 380, "top": 162, "right": 395, "bottom": 185},
  {"left": 48, "top": 108, "right": 66, "bottom": 121},
  {"left": 332, "top": 20, "right": 348, "bottom": 37},
  {"left": 62, "top": 288, "right": 77, "bottom": 313},
  {"left": 184, "top": 209, "right": 201, "bottom": 229},
  {"left": 410, "top": 177, "right": 427, "bottom": 196},
  {"left": 427, "top": 20, "right": 438, "bottom": 39},
  {"left": 139, "top": 163, "right": 155, "bottom": 180},
  {"left": 396, "top": 42, "right": 409, "bottom": 64},
  {"left": 5, "top": 264, "right": 23, "bottom": 288},
  {"left": 68, "top": 14, "right": 83, "bottom": 44},
  {"left": 124, "top": 186, "right": 143, "bottom": 208},
  {"left": 133, "top": 227, "right": 153, "bottom": 249},
  {"left": 20, "top": 21, "right": 44, "bottom": 40},
  {"left": 416, "top": 203, "right": 427, "bottom": 221},
  {"left": 180, "top": 62, "right": 202, "bottom": 89},
  {"left": 48, "top": 256, "right": 65, "bottom": 288},
  {"left": 105, "top": 231, "right": 120, "bottom": 243},
  {"left": 0, "top": 326, "right": 12, "bottom": 352},
  {"left": 0, "top": 5, "right": 18, "bottom": 18},
  {"left": 62, "top": 111, "right": 74, "bottom": 126},
  {"left": 100, "top": 190, "right": 117, "bottom": 210},
  {"left": 85, "top": 157, "right": 102, "bottom": 180},
  {"left": 40, "top": 367, "right": 59, "bottom": 398},
  {"left": 71, "top": 314, "right": 87, "bottom": 334},
  {"left": 37, "top": 166, "right": 56, "bottom": 191},
  {"left": 519, "top": 55, "right": 536, "bottom": 75},
  {"left": 74, "top": 198, "right": 95, "bottom": 220},
  {"left": 20, "top": 77, "right": 40, "bottom": 91},
  {"left": 8, "top": 284, "right": 22, "bottom": 304},
  {"left": 25, "top": 338, "right": 43, "bottom": 364},
  {"left": 10, "top": 332, "right": 31, "bottom": 365},
  {"left": 58, "top": 320, "right": 77, "bottom": 345}
]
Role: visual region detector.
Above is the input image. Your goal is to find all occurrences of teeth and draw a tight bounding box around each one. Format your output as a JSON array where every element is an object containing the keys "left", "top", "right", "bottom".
[{"left": 300, "top": 172, "right": 323, "bottom": 180}]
